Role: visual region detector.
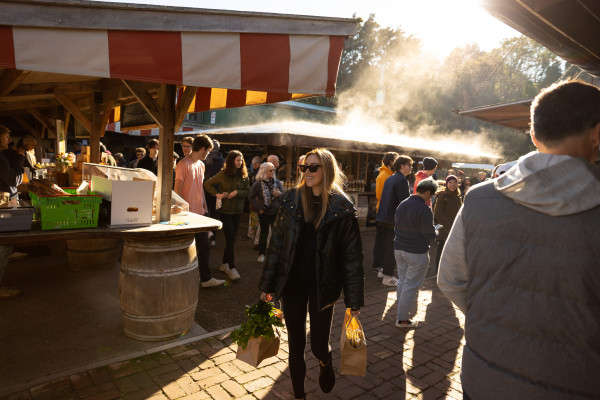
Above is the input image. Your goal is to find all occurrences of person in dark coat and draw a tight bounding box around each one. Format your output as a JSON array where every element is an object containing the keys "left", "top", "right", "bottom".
[
  {"left": 0, "top": 125, "right": 25, "bottom": 299},
  {"left": 433, "top": 175, "right": 462, "bottom": 271},
  {"left": 374, "top": 155, "right": 413, "bottom": 286},
  {"left": 248, "top": 162, "right": 283, "bottom": 263},
  {"left": 137, "top": 138, "right": 159, "bottom": 175},
  {"left": 259, "top": 148, "right": 364, "bottom": 400}
]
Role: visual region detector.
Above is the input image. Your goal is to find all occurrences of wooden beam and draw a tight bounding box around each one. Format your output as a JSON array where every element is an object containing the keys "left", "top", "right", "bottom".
[
  {"left": 0, "top": 70, "right": 30, "bottom": 97},
  {"left": 122, "top": 80, "right": 164, "bottom": 128},
  {"left": 174, "top": 86, "right": 198, "bottom": 132},
  {"left": 157, "top": 84, "right": 176, "bottom": 222},
  {"left": 0, "top": 99, "right": 58, "bottom": 111},
  {"left": 27, "top": 108, "right": 55, "bottom": 134},
  {"left": 54, "top": 92, "right": 91, "bottom": 133},
  {"left": 12, "top": 115, "right": 38, "bottom": 137},
  {"left": 99, "top": 100, "right": 114, "bottom": 137}
]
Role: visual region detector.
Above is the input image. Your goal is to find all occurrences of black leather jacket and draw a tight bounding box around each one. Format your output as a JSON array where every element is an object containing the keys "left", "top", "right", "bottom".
[{"left": 259, "top": 189, "right": 364, "bottom": 311}]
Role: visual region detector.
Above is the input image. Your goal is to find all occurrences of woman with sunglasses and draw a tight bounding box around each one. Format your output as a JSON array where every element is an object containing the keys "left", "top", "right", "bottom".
[
  {"left": 204, "top": 150, "right": 250, "bottom": 281},
  {"left": 460, "top": 177, "right": 473, "bottom": 200},
  {"left": 259, "top": 148, "right": 364, "bottom": 400},
  {"left": 249, "top": 162, "right": 283, "bottom": 263}
]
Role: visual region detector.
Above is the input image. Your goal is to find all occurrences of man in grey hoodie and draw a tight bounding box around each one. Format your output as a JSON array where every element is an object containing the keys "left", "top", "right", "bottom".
[{"left": 438, "top": 80, "right": 600, "bottom": 400}]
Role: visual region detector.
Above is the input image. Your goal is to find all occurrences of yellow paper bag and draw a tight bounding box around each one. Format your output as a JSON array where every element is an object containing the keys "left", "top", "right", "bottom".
[{"left": 339, "top": 308, "right": 367, "bottom": 376}]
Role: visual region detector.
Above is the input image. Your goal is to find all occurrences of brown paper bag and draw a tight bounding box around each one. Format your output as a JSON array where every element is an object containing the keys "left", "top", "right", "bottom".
[
  {"left": 339, "top": 308, "right": 367, "bottom": 376},
  {"left": 236, "top": 330, "right": 280, "bottom": 367}
]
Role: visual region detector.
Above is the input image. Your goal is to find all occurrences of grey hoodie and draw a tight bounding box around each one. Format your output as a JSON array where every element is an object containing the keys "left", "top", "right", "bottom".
[{"left": 437, "top": 151, "right": 600, "bottom": 400}]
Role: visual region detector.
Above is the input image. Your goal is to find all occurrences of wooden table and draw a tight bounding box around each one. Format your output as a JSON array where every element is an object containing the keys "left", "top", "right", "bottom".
[{"left": 1, "top": 213, "right": 222, "bottom": 341}]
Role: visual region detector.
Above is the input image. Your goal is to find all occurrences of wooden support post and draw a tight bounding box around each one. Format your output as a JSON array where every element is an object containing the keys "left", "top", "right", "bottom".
[
  {"left": 157, "top": 84, "right": 176, "bottom": 222},
  {"left": 285, "top": 145, "right": 292, "bottom": 183},
  {"left": 89, "top": 92, "right": 102, "bottom": 164}
]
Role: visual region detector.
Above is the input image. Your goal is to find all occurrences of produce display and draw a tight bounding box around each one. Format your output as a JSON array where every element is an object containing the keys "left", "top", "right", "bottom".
[
  {"left": 29, "top": 179, "right": 70, "bottom": 196},
  {"left": 230, "top": 300, "right": 284, "bottom": 350}
]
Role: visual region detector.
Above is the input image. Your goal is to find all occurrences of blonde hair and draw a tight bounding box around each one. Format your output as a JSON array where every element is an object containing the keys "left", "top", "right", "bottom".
[{"left": 297, "top": 148, "right": 346, "bottom": 228}]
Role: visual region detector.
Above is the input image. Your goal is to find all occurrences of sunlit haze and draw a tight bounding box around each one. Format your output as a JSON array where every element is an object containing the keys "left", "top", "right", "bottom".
[{"left": 95, "top": 0, "right": 519, "bottom": 58}]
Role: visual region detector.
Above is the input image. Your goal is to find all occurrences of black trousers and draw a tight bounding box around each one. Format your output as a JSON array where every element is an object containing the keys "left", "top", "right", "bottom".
[
  {"left": 257, "top": 213, "right": 276, "bottom": 255},
  {"left": 380, "top": 223, "right": 396, "bottom": 277},
  {"left": 281, "top": 276, "right": 334, "bottom": 398},
  {"left": 372, "top": 222, "right": 386, "bottom": 268},
  {"left": 194, "top": 231, "right": 212, "bottom": 282},
  {"left": 219, "top": 212, "right": 241, "bottom": 269}
]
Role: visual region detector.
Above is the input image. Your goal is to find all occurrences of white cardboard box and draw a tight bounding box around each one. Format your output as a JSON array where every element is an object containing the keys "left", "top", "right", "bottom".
[{"left": 91, "top": 176, "right": 154, "bottom": 227}]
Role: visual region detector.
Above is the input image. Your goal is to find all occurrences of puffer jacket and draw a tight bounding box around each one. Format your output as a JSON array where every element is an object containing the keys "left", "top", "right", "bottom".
[
  {"left": 433, "top": 188, "right": 462, "bottom": 240},
  {"left": 259, "top": 189, "right": 364, "bottom": 311},
  {"left": 203, "top": 170, "right": 250, "bottom": 215}
]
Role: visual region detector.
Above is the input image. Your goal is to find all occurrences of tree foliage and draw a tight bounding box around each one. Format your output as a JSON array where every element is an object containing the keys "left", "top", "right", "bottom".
[{"left": 302, "top": 16, "right": 576, "bottom": 160}]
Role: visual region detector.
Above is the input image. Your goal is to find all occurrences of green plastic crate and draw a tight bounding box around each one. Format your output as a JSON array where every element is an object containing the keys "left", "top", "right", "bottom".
[{"left": 30, "top": 189, "right": 102, "bottom": 230}]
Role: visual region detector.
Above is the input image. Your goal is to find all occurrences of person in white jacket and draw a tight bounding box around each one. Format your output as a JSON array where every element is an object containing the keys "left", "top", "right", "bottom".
[{"left": 438, "top": 80, "right": 600, "bottom": 400}]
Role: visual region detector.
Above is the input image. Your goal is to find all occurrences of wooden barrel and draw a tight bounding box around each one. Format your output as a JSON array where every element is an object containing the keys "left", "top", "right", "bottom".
[
  {"left": 119, "top": 235, "right": 199, "bottom": 341},
  {"left": 65, "top": 238, "right": 121, "bottom": 271}
]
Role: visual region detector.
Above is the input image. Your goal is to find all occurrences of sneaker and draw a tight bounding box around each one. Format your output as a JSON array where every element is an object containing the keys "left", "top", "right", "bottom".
[
  {"left": 0, "top": 286, "right": 21, "bottom": 300},
  {"left": 220, "top": 264, "right": 241, "bottom": 280},
  {"left": 318, "top": 354, "right": 335, "bottom": 393},
  {"left": 8, "top": 252, "right": 28, "bottom": 262},
  {"left": 395, "top": 319, "right": 419, "bottom": 328},
  {"left": 257, "top": 254, "right": 265, "bottom": 263},
  {"left": 381, "top": 276, "right": 398, "bottom": 286},
  {"left": 210, "top": 240, "right": 216, "bottom": 247},
  {"left": 201, "top": 278, "right": 225, "bottom": 288},
  {"left": 372, "top": 266, "right": 383, "bottom": 277}
]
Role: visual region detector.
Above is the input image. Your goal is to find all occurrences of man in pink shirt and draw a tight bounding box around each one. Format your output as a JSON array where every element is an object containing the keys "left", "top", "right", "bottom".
[{"left": 175, "top": 134, "right": 225, "bottom": 288}]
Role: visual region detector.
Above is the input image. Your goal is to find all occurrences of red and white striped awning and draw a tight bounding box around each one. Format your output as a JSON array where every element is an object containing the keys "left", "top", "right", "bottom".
[{"left": 0, "top": 26, "right": 345, "bottom": 98}]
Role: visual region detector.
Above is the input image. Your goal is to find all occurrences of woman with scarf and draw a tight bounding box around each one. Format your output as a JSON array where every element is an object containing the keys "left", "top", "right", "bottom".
[
  {"left": 204, "top": 150, "right": 250, "bottom": 281},
  {"left": 249, "top": 162, "right": 283, "bottom": 263}
]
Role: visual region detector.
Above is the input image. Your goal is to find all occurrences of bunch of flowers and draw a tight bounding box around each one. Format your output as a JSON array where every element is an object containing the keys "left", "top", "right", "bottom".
[{"left": 56, "top": 152, "right": 76, "bottom": 165}]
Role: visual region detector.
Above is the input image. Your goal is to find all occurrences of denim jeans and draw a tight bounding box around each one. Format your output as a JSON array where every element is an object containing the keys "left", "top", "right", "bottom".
[
  {"left": 395, "top": 249, "right": 430, "bottom": 321},
  {"left": 219, "top": 212, "right": 242, "bottom": 269}
]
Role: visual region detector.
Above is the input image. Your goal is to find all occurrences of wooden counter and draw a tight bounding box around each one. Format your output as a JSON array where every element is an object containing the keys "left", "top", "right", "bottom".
[
  {"left": 1, "top": 212, "right": 222, "bottom": 341},
  {"left": 0, "top": 212, "right": 222, "bottom": 244}
]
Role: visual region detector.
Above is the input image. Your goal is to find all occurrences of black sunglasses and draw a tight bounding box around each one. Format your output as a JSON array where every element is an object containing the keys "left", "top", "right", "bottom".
[{"left": 299, "top": 164, "right": 322, "bottom": 173}]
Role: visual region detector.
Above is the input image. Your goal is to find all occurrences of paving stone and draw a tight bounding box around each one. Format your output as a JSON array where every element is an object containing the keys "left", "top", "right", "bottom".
[
  {"left": 221, "top": 380, "right": 248, "bottom": 398},
  {"left": 69, "top": 373, "right": 94, "bottom": 391},
  {"left": 243, "top": 376, "right": 274, "bottom": 392},
  {"left": 114, "top": 376, "right": 139, "bottom": 394},
  {"left": 76, "top": 382, "right": 118, "bottom": 399},
  {"left": 196, "top": 372, "right": 230, "bottom": 389}
]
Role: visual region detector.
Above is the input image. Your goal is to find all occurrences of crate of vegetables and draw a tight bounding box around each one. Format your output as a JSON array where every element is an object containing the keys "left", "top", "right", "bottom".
[{"left": 29, "top": 179, "right": 101, "bottom": 230}]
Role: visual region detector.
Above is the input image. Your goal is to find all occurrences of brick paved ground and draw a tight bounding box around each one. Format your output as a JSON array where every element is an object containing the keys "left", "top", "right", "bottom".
[{"left": 4, "top": 278, "right": 465, "bottom": 400}]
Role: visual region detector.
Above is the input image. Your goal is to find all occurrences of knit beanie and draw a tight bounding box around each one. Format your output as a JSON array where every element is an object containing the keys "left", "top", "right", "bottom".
[
  {"left": 422, "top": 157, "right": 438, "bottom": 170},
  {"left": 446, "top": 175, "right": 458, "bottom": 185}
]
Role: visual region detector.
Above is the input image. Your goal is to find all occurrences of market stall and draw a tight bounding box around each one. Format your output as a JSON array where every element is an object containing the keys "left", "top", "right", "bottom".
[
  {"left": 0, "top": 0, "right": 356, "bottom": 340},
  {"left": 178, "top": 121, "right": 500, "bottom": 225}
]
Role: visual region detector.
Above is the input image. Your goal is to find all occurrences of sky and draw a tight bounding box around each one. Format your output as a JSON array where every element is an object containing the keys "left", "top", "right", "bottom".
[{"left": 97, "top": 0, "right": 520, "bottom": 58}]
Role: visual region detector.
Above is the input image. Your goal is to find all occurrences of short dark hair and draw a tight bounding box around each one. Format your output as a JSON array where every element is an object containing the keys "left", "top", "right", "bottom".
[
  {"left": 181, "top": 136, "right": 194, "bottom": 146},
  {"left": 193, "top": 134, "right": 213, "bottom": 152},
  {"left": 532, "top": 80, "right": 600, "bottom": 144},
  {"left": 147, "top": 139, "right": 159, "bottom": 150},
  {"left": 416, "top": 178, "right": 438, "bottom": 195},
  {"left": 382, "top": 152, "right": 399, "bottom": 170},
  {"left": 393, "top": 155, "right": 413, "bottom": 171}
]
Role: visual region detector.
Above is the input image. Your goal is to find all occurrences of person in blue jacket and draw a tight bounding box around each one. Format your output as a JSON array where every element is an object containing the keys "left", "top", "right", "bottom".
[{"left": 394, "top": 178, "right": 438, "bottom": 328}]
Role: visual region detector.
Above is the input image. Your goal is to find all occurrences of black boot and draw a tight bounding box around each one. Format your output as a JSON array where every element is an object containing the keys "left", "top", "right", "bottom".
[{"left": 319, "top": 353, "right": 335, "bottom": 393}]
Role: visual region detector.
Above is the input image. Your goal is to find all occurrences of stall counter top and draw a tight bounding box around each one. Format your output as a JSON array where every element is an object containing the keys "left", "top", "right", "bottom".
[{"left": 0, "top": 212, "right": 221, "bottom": 244}]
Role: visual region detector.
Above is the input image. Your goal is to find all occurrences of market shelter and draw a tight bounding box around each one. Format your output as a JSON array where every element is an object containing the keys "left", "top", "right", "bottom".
[{"left": 0, "top": 0, "right": 355, "bottom": 220}]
